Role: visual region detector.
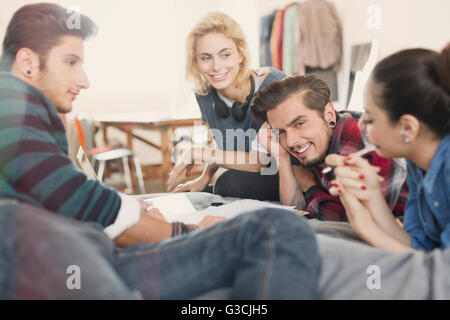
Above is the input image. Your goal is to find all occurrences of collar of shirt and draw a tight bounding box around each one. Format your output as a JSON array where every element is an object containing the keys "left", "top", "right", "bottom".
[
  {"left": 414, "top": 135, "right": 450, "bottom": 195},
  {"left": 315, "top": 111, "right": 365, "bottom": 185},
  {"left": 326, "top": 111, "right": 366, "bottom": 156}
]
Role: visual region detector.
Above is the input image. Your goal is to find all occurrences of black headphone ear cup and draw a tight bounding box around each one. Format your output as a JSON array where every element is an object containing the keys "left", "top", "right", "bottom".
[
  {"left": 231, "top": 102, "right": 248, "bottom": 122},
  {"left": 213, "top": 98, "right": 230, "bottom": 119},
  {"left": 213, "top": 75, "right": 254, "bottom": 122}
]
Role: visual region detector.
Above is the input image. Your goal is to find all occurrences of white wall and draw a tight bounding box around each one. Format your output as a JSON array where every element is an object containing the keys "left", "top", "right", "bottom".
[
  {"left": 1, "top": 0, "right": 449, "bottom": 164},
  {"left": 0, "top": 0, "right": 261, "bottom": 116}
]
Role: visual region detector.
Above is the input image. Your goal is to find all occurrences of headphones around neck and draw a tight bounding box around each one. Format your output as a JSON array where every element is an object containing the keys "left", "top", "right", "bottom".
[{"left": 213, "top": 75, "right": 255, "bottom": 122}]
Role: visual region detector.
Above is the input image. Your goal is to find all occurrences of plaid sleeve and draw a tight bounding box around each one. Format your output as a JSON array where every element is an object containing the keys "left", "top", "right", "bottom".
[
  {"left": 370, "top": 154, "right": 408, "bottom": 218},
  {"left": 304, "top": 185, "right": 348, "bottom": 221},
  {"left": 392, "top": 182, "right": 409, "bottom": 217}
]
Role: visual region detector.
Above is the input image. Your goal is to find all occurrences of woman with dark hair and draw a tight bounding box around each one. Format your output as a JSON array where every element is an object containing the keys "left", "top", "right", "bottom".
[
  {"left": 316, "top": 43, "right": 450, "bottom": 299},
  {"left": 166, "top": 12, "right": 286, "bottom": 200},
  {"left": 328, "top": 43, "right": 450, "bottom": 251}
]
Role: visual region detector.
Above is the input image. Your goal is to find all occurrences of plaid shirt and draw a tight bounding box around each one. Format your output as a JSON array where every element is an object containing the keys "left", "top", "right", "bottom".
[{"left": 303, "top": 111, "right": 409, "bottom": 221}]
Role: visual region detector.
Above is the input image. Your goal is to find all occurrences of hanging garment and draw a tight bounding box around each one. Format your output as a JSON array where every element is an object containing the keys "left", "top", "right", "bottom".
[
  {"left": 259, "top": 12, "right": 275, "bottom": 67},
  {"left": 275, "top": 8, "right": 286, "bottom": 70},
  {"left": 270, "top": 10, "right": 281, "bottom": 70},
  {"left": 282, "top": 3, "right": 299, "bottom": 75},
  {"left": 297, "top": 0, "right": 343, "bottom": 73}
]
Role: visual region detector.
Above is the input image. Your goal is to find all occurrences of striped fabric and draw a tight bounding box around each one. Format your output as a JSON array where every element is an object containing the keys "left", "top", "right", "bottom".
[{"left": 0, "top": 71, "right": 120, "bottom": 227}]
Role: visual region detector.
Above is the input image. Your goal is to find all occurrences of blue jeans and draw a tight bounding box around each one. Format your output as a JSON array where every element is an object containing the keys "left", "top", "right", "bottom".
[{"left": 0, "top": 200, "right": 319, "bottom": 299}]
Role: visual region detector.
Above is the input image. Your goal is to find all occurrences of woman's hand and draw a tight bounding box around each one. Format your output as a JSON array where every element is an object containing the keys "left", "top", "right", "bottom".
[
  {"left": 330, "top": 180, "right": 378, "bottom": 239},
  {"left": 171, "top": 175, "right": 211, "bottom": 193},
  {"left": 167, "top": 147, "right": 199, "bottom": 191},
  {"left": 329, "top": 179, "right": 413, "bottom": 252},
  {"left": 326, "top": 153, "right": 414, "bottom": 252},
  {"left": 257, "top": 122, "right": 290, "bottom": 163},
  {"left": 325, "top": 153, "right": 384, "bottom": 203}
]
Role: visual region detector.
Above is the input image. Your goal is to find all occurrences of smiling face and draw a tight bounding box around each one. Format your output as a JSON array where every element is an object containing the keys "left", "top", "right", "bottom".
[
  {"left": 267, "top": 92, "right": 335, "bottom": 168},
  {"left": 195, "top": 32, "right": 243, "bottom": 91},
  {"left": 33, "top": 35, "right": 90, "bottom": 113}
]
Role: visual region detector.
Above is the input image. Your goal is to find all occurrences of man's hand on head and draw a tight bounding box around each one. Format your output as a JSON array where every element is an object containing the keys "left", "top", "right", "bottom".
[{"left": 257, "top": 122, "right": 290, "bottom": 163}]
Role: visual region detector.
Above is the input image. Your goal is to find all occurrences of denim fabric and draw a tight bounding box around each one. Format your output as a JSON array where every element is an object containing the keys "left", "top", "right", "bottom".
[
  {"left": 0, "top": 200, "right": 320, "bottom": 299},
  {"left": 403, "top": 135, "right": 450, "bottom": 250},
  {"left": 0, "top": 200, "right": 135, "bottom": 299}
]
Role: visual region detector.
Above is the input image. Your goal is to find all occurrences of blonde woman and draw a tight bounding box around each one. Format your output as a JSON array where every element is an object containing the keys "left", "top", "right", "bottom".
[{"left": 167, "top": 12, "right": 286, "bottom": 200}]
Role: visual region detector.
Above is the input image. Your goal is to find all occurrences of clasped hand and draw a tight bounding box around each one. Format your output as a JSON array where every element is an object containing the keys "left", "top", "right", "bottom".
[{"left": 324, "top": 153, "right": 384, "bottom": 233}]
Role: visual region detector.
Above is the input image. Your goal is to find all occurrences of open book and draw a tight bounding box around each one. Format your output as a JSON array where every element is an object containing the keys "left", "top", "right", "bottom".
[{"left": 144, "top": 194, "right": 308, "bottom": 225}]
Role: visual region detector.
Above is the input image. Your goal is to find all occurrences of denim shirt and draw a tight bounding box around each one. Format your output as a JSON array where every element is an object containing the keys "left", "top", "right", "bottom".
[{"left": 403, "top": 135, "right": 450, "bottom": 251}]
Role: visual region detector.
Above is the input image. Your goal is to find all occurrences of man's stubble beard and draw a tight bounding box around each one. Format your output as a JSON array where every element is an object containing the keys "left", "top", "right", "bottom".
[
  {"left": 298, "top": 120, "right": 333, "bottom": 169},
  {"left": 35, "top": 68, "right": 69, "bottom": 114}
]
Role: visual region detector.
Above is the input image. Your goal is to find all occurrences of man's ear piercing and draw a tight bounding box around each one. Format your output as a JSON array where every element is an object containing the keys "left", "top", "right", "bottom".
[
  {"left": 329, "top": 121, "right": 336, "bottom": 128},
  {"left": 26, "top": 70, "right": 31, "bottom": 76}
]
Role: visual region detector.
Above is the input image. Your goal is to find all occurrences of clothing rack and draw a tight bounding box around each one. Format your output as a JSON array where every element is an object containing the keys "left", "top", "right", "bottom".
[{"left": 259, "top": 0, "right": 342, "bottom": 100}]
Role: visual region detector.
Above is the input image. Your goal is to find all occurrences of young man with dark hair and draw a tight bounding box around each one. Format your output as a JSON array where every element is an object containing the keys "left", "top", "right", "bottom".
[
  {"left": 251, "top": 74, "right": 409, "bottom": 221},
  {"left": 0, "top": 3, "right": 320, "bottom": 299}
]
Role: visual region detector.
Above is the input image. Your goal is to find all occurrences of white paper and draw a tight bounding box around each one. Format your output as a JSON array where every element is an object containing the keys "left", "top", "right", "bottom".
[
  {"left": 76, "top": 146, "right": 98, "bottom": 180},
  {"left": 144, "top": 194, "right": 196, "bottom": 222},
  {"left": 154, "top": 199, "right": 304, "bottom": 225}
]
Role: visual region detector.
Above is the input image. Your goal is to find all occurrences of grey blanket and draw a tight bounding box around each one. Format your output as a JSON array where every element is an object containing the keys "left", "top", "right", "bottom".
[{"left": 139, "top": 192, "right": 450, "bottom": 299}]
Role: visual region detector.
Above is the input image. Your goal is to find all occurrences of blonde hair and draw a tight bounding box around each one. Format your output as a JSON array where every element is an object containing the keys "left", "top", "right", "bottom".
[{"left": 186, "top": 12, "right": 251, "bottom": 95}]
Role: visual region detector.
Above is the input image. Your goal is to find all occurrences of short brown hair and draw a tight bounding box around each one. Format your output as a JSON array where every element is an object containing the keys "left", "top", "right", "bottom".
[
  {"left": 251, "top": 74, "right": 331, "bottom": 122},
  {"left": 0, "top": 3, "right": 97, "bottom": 71}
]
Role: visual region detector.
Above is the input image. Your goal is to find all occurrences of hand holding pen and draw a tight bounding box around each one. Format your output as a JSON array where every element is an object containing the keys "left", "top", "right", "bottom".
[{"left": 322, "top": 144, "right": 377, "bottom": 175}]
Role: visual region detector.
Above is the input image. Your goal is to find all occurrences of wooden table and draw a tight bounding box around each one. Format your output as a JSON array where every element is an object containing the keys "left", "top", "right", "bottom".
[{"left": 94, "top": 112, "right": 204, "bottom": 189}]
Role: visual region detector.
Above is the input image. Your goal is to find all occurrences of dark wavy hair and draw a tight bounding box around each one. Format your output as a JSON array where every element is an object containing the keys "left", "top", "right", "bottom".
[
  {"left": 0, "top": 3, "right": 97, "bottom": 71},
  {"left": 250, "top": 74, "right": 331, "bottom": 122},
  {"left": 369, "top": 42, "right": 450, "bottom": 138}
]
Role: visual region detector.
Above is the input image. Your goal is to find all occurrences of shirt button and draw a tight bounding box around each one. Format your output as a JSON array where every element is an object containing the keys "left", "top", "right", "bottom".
[{"left": 434, "top": 202, "right": 440, "bottom": 207}]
